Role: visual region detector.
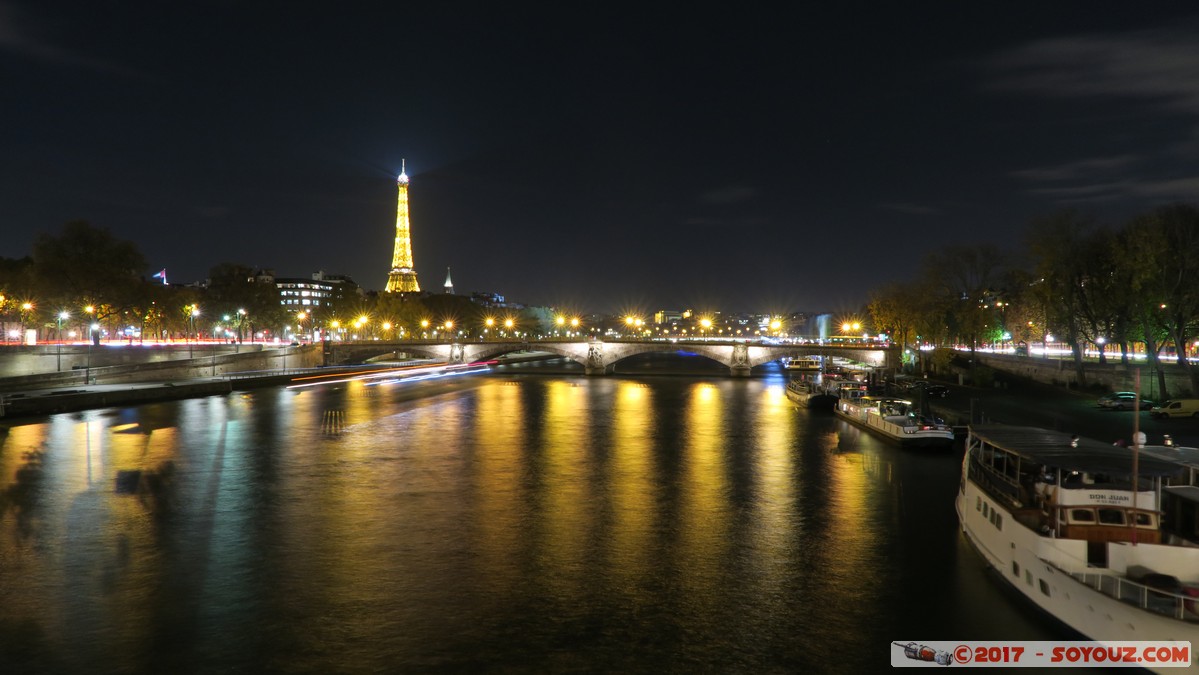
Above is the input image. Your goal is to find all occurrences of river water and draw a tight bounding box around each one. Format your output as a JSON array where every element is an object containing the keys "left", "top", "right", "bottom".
[{"left": 1, "top": 364, "right": 1071, "bottom": 673}]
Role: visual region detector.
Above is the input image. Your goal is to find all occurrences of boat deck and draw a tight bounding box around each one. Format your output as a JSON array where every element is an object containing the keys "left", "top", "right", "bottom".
[{"left": 1063, "top": 566, "right": 1199, "bottom": 622}]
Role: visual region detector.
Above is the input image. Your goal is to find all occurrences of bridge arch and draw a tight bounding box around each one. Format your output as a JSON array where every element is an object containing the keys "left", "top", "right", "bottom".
[{"left": 326, "top": 340, "right": 897, "bottom": 376}]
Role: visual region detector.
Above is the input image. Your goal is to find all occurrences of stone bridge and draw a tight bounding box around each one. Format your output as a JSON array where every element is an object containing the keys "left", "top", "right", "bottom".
[{"left": 327, "top": 339, "right": 897, "bottom": 376}]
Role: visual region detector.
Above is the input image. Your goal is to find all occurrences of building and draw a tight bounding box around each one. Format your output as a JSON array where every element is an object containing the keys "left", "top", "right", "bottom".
[
  {"left": 385, "top": 160, "right": 421, "bottom": 293},
  {"left": 444, "top": 266, "right": 454, "bottom": 294},
  {"left": 276, "top": 271, "right": 361, "bottom": 312}
]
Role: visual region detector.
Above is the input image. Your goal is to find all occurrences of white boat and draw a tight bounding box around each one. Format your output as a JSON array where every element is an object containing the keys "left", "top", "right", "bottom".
[
  {"left": 956, "top": 426, "right": 1199, "bottom": 671},
  {"left": 834, "top": 393, "right": 954, "bottom": 448},
  {"left": 785, "top": 379, "right": 837, "bottom": 410},
  {"left": 785, "top": 357, "right": 823, "bottom": 371}
]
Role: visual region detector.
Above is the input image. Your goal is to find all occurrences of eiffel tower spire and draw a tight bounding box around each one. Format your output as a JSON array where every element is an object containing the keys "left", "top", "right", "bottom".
[{"left": 385, "top": 159, "right": 420, "bottom": 293}]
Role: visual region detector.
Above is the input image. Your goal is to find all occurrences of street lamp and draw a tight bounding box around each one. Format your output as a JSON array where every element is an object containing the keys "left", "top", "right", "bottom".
[
  {"left": 84, "top": 304, "right": 97, "bottom": 345},
  {"left": 296, "top": 310, "right": 308, "bottom": 342},
  {"left": 85, "top": 322, "right": 98, "bottom": 384},
  {"left": 20, "top": 302, "right": 33, "bottom": 343},
  {"left": 189, "top": 307, "right": 200, "bottom": 358},
  {"left": 56, "top": 311, "right": 69, "bottom": 371}
]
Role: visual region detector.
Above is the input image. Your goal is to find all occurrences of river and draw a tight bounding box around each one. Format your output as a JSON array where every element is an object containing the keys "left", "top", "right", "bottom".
[{"left": 1, "top": 363, "right": 1077, "bottom": 673}]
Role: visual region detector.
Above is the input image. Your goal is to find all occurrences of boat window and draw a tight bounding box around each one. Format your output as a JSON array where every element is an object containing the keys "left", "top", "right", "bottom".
[
  {"left": 1097, "top": 509, "right": 1125, "bottom": 525},
  {"left": 1039, "top": 579, "right": 1051, "bottom": 597},
  {"left": 1135, "top": 512, "right": 1156, "bottom": 528},
  {"left": 983, "top": 503, "right": 989, "bottom": 518},
  {"left": 1068, "top": 509, "right": 1095, "bottom": 523},
  {"left": 976, "top": 496, "right": 982, "bottom": 512},
  {"left": 1025, "top": 570, "right": 1033, "bottom": 586},
  {"left": 1012, "top": 561, "right": 1020, "bottom": 577},
  {"left": 995, "top": 514, "right": 1003, "bottom": 531}
]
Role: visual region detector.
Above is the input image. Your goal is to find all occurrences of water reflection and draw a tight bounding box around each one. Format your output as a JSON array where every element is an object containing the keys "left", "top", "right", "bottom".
[{"left": 0, "top": 374, "right": 1066, "bottom": 673}]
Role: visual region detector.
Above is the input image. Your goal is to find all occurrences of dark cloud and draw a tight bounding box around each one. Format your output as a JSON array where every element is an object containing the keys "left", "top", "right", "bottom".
[
  {"left": 879, "top": 203, "right": 943, "bottom": 216},
  {"left": 0, "top": 1, "right": 140, "bottom": 76}
]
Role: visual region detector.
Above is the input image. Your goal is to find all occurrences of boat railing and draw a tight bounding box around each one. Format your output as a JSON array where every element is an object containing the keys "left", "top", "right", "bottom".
[
  {"left": 968, "top": 455, "right": 1022, "bottom": 507},
  {"left": 1060, "top": 566, "right": 1199, "bottom": 622}
]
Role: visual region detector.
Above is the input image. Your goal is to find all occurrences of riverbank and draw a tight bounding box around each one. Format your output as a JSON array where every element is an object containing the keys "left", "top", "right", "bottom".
[
  {"left": 0, "top": 380, "right": 235, "bottom": 418},
  {"left": 0, "top": 365, "right": 401, "bottom": 420}
]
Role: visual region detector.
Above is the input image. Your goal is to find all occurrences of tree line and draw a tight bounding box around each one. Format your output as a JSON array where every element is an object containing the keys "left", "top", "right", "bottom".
[
  {"left": 867, "top": 203, "right": 1199, "bottom": 397},
  {"left": 0, "top": 221, "right": 539, "bottom": 344}
]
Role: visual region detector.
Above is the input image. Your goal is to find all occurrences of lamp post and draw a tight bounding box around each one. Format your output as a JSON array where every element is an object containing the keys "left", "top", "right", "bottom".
[
  {"left": 20, "top": 302, "right": 33, "bottom": 344},
  {"left": 189, "top": 307, "right": 200, "bottom": 358},
  {"left": 56, "top": 311, "right": 69, "bottom": 371},
  {"left": 85, "top": 322, "right": 98, "bottom": 384}
]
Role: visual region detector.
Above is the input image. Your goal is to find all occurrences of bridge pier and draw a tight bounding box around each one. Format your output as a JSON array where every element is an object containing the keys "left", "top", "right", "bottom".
[
  {"left": 584, "top": 340, "right": 611, "bottom": 376},
  {"left": 729, "top": 343, "right": 751, "bottom": 377}
]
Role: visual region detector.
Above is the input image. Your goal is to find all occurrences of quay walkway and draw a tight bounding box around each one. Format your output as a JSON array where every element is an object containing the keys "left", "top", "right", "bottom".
[{"left": 0, "top": 364, "right": 416, "bottom": 420}]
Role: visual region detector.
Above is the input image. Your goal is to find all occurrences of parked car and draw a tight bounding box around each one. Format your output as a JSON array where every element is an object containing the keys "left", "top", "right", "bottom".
[
  {"left": 1097, "top": 392, "right": 1155, "bottom": 411},
  {"left": 923, "top": 384, "right": 949, "bottom": 398},
  {"left": 1150, "top": 399, "right": 1199, "bottom": 419}
]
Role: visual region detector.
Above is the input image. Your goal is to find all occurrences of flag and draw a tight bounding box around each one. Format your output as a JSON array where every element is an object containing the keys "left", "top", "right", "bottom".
[{"left": 152, "top": 269, "right": 167, "bottom": 285}]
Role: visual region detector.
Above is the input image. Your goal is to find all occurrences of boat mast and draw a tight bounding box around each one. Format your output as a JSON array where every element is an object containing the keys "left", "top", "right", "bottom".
[{"left": 1132, "top": 368, "right": 1141, "bottom": 546}]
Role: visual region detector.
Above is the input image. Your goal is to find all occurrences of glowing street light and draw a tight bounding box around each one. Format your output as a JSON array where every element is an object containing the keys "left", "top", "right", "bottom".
[
  {"left": 56, "top": 310, "right": 69, "bottom": 371},
  {"left": 188, "top": 306, "right": 200, "bottom": 357},
  {"left": 296, "top": 310, "right": 309, "bottom": 342}
]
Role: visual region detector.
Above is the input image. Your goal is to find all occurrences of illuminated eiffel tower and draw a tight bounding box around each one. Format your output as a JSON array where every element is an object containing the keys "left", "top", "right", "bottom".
[{"left": 385, "top": 160, "right": 421, "bottom": 293}]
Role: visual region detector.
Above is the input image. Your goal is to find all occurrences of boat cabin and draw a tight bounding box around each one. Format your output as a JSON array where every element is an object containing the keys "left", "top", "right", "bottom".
[{"left": 964, "top": 426, "right": 1182, "bottom": 550}]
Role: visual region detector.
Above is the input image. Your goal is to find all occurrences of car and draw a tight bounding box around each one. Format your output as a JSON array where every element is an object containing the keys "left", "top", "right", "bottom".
[
  {"left": 1150, "top": 399, "right": 1199, "bottom": 419},
  {"left": 923, "top": 384, "right": 949, "bottom": 398},
  {"left": 1097, "top": 392, "right": 1155, "bottom": 411},
  {"left": 900, "top": 380, "right": 947, "bottom": 397}
]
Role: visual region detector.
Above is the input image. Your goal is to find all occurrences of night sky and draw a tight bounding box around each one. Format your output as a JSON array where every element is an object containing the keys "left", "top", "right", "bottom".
[{"left": 5, "top": 4, "right": 1199, "bottom": 315}]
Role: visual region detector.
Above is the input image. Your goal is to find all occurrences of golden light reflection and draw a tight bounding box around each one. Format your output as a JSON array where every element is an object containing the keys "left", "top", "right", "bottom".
[
  {"left": 607, "top": 381, "right": 655, "bottom": 586},
  {"left": 472, "top": 381, "right": 526, "bottom": 578},
  {"left": 749, "top": 383, "right": 796, "bottom": 572},
  {"left": 679, "top": 381, "right": 729, "bottom": 603},
  {"left": 818, "top": 429, "right": 890, "bottom": 607},
  {"left": 538, "top": 379, "right": 592, "bottom": 597}
]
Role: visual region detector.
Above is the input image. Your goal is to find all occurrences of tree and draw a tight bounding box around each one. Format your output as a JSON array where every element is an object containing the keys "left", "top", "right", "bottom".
[
  {"left": 1125, "top": 204, "right": 1199, "bottom": 396},
  {"left": 917, "top": 243, "right": 1011, "bottom": 352},
  {"left": 31, "top": 221, "right": 147, "bottom": 330},
  {"left": 1025, "top": 211, "right": 1097, "bottom": 387}
]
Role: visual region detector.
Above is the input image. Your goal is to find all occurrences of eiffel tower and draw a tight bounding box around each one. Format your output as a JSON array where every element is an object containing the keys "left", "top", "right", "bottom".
[{"left": 385, "top": 160, "right": 421, "bottom": 293}]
